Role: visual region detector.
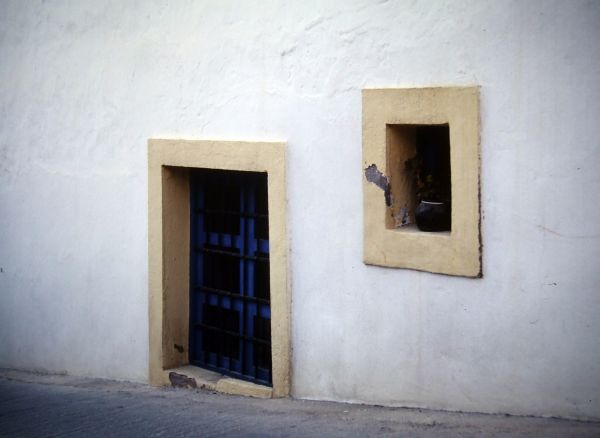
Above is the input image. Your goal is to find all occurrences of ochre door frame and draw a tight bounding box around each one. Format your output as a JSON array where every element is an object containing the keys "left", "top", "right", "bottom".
[{"left": 148, "top": 139, "right": 290, "bottom": 397}]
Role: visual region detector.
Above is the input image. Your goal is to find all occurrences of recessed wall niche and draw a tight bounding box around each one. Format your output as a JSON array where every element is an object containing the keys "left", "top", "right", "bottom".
[
  {"left": 363, "top": 87, "right": 481, "bottom": 277},
  {"left": 386, "top": 124, "right": 451, "bottom": 231}
]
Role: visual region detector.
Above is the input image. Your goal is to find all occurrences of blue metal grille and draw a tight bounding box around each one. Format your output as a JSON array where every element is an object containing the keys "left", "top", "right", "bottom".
[{"left": 189, "top": 169, "right": 271, "bottom": 386}]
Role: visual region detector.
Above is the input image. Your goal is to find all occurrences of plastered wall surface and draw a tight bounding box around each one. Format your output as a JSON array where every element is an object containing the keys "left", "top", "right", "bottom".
[{"left": 1, "top": 0, "right": 599, "bottom": 420}]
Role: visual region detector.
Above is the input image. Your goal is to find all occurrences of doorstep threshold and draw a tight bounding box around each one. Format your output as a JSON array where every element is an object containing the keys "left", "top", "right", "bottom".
[{"left": 166, "top": 365, "right": 272, "bottom": 399}]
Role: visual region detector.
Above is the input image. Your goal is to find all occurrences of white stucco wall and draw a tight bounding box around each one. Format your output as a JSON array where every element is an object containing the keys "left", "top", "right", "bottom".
[{"left": 1, "top": 0, "right": 599, "bottom": 420}]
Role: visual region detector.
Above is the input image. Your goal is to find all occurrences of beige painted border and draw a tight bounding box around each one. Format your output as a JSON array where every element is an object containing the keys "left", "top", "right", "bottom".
[
  {"left": 363, "top": 87, "right": 481, "bottom": 277},
  {"left": 148, "top": 139, "right": 290, "bottom": 397}
]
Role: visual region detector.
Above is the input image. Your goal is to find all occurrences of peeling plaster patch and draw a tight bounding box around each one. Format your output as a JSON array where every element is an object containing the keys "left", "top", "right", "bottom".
[{"left": 364, "top": 164, "right": 391, "bottom": 206}]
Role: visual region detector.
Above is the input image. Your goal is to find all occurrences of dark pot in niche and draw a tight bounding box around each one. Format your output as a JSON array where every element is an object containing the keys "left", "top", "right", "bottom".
[{"left": 415, "top": 200, "right": 451, "bottom": 232}]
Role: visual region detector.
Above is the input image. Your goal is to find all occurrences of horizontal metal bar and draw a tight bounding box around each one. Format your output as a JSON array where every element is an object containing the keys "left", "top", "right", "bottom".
[
  {"left": 194, "top": 246, "right": 269, "bottom": 262},
  {"left": 194, "top": 208, "right": 268, "bottom": 219},
  {"left": 194, "top": 322, "right": 271, "bottom": 346},
  {"left": 193, "top": 285, "right": 270, "bottom": 305}
]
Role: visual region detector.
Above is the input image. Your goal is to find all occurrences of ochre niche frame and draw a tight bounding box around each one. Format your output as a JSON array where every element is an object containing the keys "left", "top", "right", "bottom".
[
  {"left": 148, "top": 139, "right": 290, "bottom": 397},
  {"left": 363, "top": 87, "right": 482, "bottom": 277}
]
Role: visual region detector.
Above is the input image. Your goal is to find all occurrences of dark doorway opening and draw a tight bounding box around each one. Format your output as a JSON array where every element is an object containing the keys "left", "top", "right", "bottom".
[{"left": 189, "top": 169, "right": 272, "bottom": 386}]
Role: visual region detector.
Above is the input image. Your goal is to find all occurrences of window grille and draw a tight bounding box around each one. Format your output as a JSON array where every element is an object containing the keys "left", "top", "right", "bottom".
[{"left": 189, "top": 169, "right": 272, "bottom": 386}]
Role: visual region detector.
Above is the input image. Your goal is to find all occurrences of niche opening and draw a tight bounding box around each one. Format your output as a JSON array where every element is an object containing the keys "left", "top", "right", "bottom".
[{"left": 386, "top": 124, "right": 451, "bottom": 232}]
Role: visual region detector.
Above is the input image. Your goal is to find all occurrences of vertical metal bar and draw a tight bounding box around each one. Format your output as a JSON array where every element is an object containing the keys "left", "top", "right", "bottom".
[
  {"left": 232, "top": 173, "right": 243, "bottom": 375},
  {"left": 199, "top": 175, "right": 208, "bottom": 366},
  {"left": 239, "top": 175, "right": 248, "bottom": 376},
  {"left": 247, "top": 177, "right": 259, "bottom": 380},
  {"left": 215, "top": 174, "right": 223, "bottom": 370}
]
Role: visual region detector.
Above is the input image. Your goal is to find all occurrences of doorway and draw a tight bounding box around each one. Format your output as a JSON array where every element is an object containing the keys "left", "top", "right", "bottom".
[
  {"left": 189, "top": 169, "right": 272, "bottom": 386},
  {"left": 148, "top": 139, "right": 289, "bottom": 397}
]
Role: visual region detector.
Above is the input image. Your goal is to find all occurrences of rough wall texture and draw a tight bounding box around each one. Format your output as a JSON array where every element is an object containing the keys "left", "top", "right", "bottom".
[{"left": 1, "top": 0, "right": 599, "bottom": 420}]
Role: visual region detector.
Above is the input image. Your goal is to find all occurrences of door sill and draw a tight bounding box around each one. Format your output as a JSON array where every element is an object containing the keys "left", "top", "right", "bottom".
[{"left": 164, "top": 365, "right": 273, "bottom": 399}]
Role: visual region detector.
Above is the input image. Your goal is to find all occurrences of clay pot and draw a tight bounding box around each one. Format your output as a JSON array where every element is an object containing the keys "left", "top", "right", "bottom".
[{"left": 415, "top": 200, "right": 451, "bottom": 232}]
